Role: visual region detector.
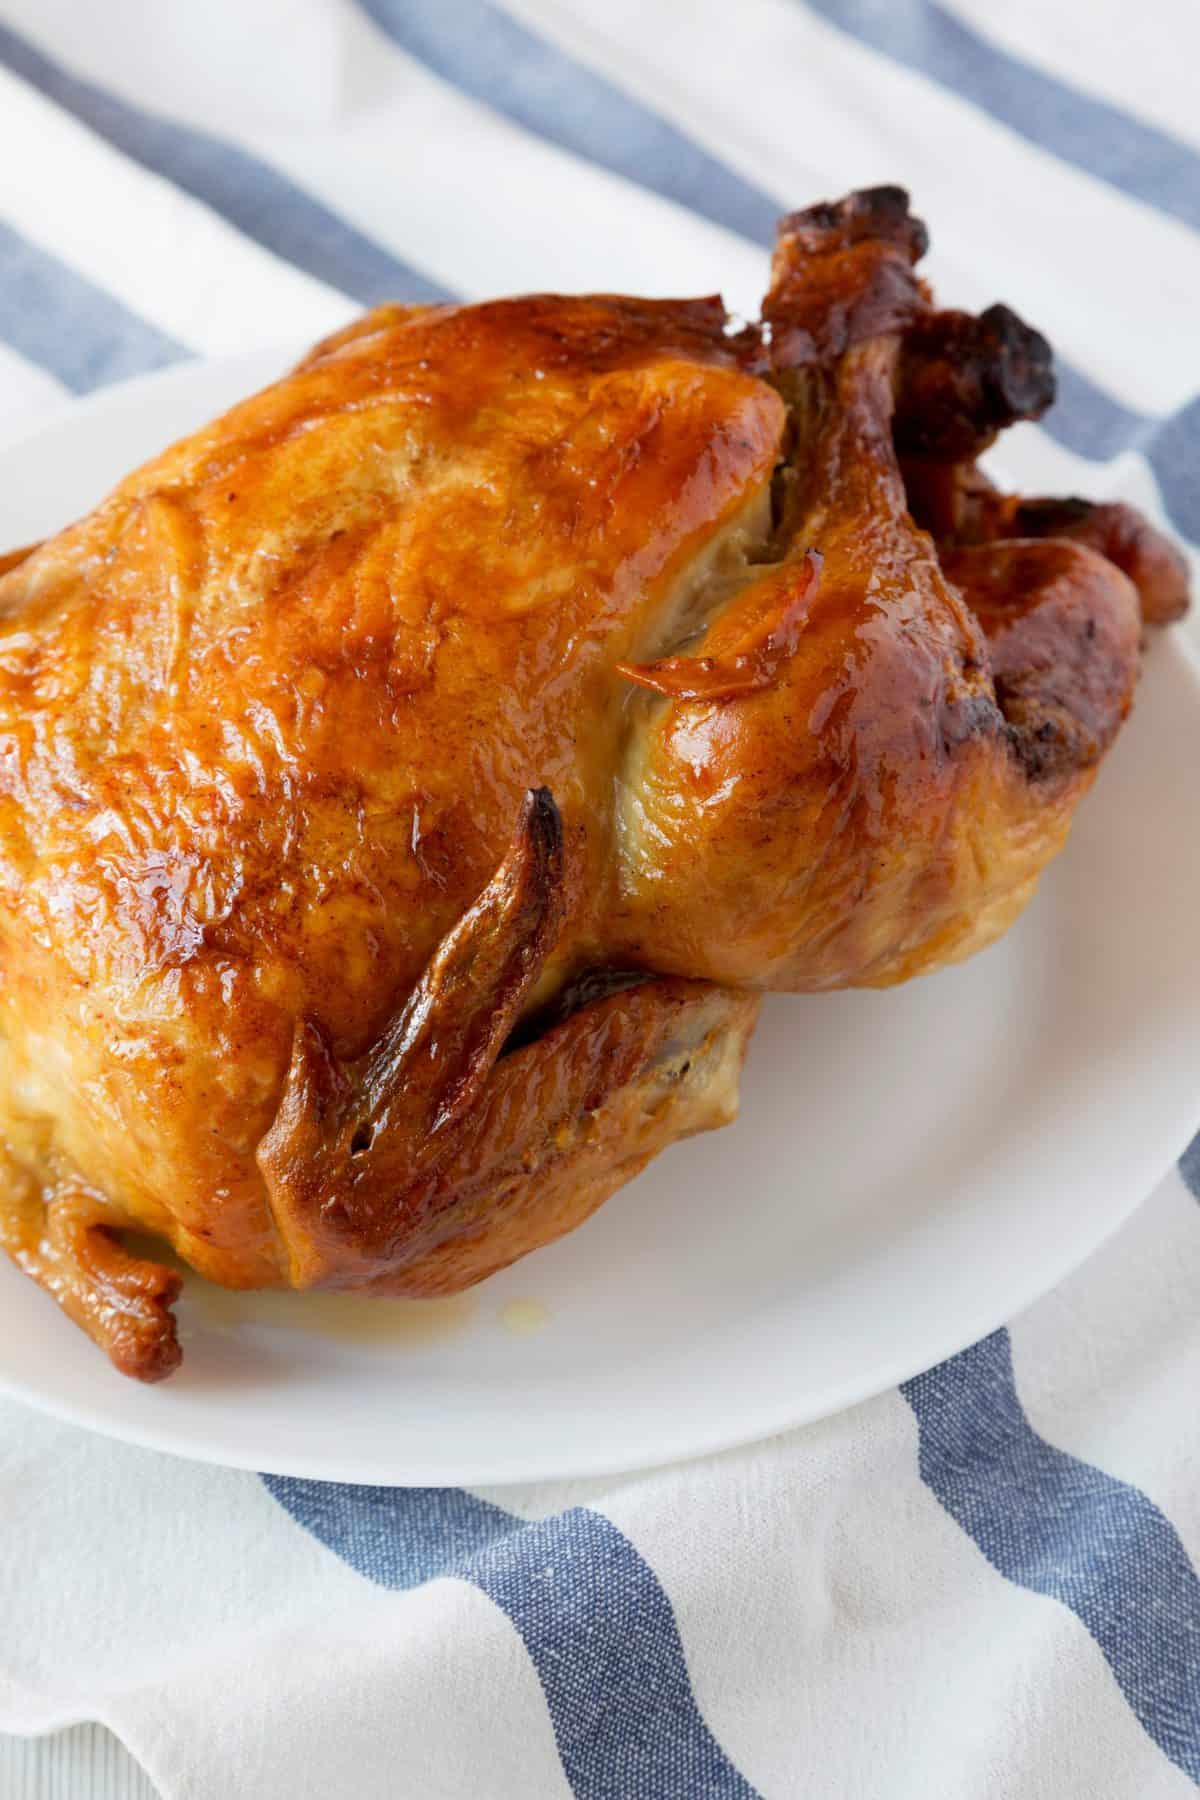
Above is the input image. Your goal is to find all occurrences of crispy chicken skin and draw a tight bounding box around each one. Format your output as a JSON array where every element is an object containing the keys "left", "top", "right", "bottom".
[{"left": 0, "top": 188, "right": 1186, "bottom": 1377}]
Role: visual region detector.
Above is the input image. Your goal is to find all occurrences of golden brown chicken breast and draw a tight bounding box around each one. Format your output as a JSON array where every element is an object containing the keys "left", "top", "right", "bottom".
[{"left": 0, "top": 187, "right": 1185, "bottom": 1377}]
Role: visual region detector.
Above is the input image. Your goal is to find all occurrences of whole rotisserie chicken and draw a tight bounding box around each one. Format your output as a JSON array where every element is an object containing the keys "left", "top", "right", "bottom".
[{"left": 0, "top": 189, "right": 1187, "bottom": 1379}]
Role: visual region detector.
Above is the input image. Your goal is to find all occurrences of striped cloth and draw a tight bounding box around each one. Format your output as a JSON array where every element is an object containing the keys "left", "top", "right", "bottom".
[{"left": 0, "top": 3, "right": 1198, "bottom": 1795}]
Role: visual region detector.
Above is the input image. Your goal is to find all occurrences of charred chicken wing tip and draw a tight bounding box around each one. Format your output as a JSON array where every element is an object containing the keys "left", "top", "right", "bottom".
[{"left": 778, "top": 184, "right": 929, "bottom": 260}]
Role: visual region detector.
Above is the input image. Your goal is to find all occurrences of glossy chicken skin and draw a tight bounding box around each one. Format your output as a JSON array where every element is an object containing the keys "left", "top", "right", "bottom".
[
  {"left": 0, "top": 188, "right": 1184, "bottom": 1377},
  {"left": 614, "top": 197, "right": 1144, "bottom": 988}
]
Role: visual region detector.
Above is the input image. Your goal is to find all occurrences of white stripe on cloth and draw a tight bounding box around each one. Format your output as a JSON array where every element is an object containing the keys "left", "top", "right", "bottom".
[
  {"left": 0, "top": 0, "right": 352, "bottom": 137},
  {"left": 0, "top": 1402, "right": 570, "bottom": 1800},
  {"left": 0, "top": 62, "right": 352, "bottom": 356},
  {"left": 0, "top": 0, "right": 766, "bottom": 317},
  {"left": 497, "top": 0, "right": 1200, "bottom": 416},
  {"left": 942, "top": 0, "right": 1200, "bottom": 156},
  {"left": 107, "top": 1580, "right": 571, "bottom": 1800},
  {"left": 241, "top": 2, "right": 763, "bottom": 311},
  {"left": 0, "top": 1403, "right": 356, "bottom": 1732}
]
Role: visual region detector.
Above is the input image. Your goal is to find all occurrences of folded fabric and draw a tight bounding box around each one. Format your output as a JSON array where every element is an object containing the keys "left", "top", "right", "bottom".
[{"left": 0, "top": 2, "right": 1198, "bottom": 1794}]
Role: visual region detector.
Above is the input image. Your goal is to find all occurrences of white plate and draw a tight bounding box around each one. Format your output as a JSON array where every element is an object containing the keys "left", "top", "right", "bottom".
[{"left": 0, "top": 351, "right": 1198, "bottom": 1486}]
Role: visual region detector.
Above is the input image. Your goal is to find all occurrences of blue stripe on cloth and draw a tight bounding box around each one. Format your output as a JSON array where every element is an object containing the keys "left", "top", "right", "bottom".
[
  {"left": 355, "top": 0, "right": 780, "bottom": 246},
  {"left": 1181, "top": 1130, "right": 1200, "bottom": 1201},
  {"left": 800, "top": 0, "right": 1200, "bottom": 238},
  {"left": 0, "top": 218, "right": 187, "bottom": 390},
  {"left": 903, "top": 1330, "right": 1200, "bottom": 1783},
  {"left": 1133, "top": 396, "right": 1200, "bottom": 550},
  {"left": 262, "top": 1477, "right": 761, "bottom": 1800},
  {"left": 1048, "top": 360, "right": 1150, "bottom": 465},
  {"left": 0, "top": 21, "right": 450, "bottom": 308},
  {"left": 1048, "top": 363, "right": 1200, "bottom": 545}
]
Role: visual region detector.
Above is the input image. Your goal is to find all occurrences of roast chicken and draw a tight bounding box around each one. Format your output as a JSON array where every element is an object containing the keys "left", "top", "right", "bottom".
[{"left": 0, "top": 188, "right": 1187, "bottom": 1379}]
